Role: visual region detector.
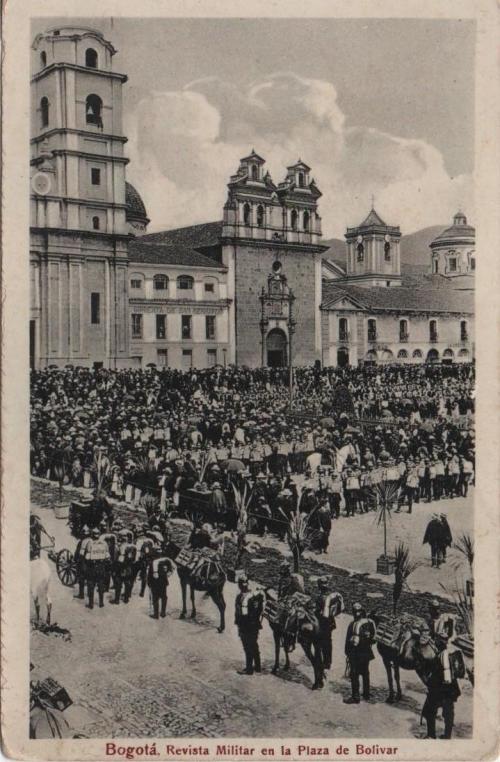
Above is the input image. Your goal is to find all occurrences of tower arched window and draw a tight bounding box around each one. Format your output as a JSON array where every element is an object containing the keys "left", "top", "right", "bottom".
[
  {"left": 92, "top": 216, "right": 100, "bottom": 230},
  {"left": 339, "top": 318, "right": 348, "bottom": 342},
  {"left": 429, "top": 320, "right": 438, "bottom": 342},
  {"left": 85, "top": 48, "right": 98, "bottom": 68},
  {"left": 298, "top": 171, "right": 305, "bottom": 188},
  {"left": 86, "top": 94, "right": 103, "bottom": 128},
  {"left": 243, "top": 202, "right": 251, "bottom": 226},
  {"left": 303, "top": 210, "right": 310, "bottom": 231},
  {"left": 40, "top": 51, "right": 47, "bottom": 68},
  {"left": 153, "top": 274, "right": 168, "bottom": 291},
  {"left": 384, "top": 242, "right": 391, "bottom": 261},
  {"left": 357, "top": 243, "right": 364, "bottom": 262},
  {"left": 256, "top": 205, "right": 264, "bottom": 227},
  {"left": 177, "top": 275, "right": 194, "bottom": 290},
  {"left": 251, "top": 164, "right": 258, "bottom": 180},
  {"left": 367, "top": 319, "right": 377, "bottom": 342},
  {"left": 291, "top": 209, "right": 298, "bottom": 231},
  {"left": 40, "top": 97, "right": 49, "bottom": 128}
]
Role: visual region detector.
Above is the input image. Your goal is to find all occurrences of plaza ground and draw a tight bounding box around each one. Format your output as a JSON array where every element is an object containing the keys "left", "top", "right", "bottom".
[{"left": 31, "top": 481, "right": 473, "bottom": 739}]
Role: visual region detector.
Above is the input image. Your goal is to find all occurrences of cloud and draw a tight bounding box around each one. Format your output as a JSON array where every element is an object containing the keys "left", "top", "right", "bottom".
[{"left": 125, "top": 72, "right": 473, "bottom": 237}]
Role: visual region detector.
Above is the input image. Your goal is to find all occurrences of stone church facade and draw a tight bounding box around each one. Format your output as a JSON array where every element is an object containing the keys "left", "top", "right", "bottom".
[{"left": 30, "top": 25, "right": 475, "bottom": 371}]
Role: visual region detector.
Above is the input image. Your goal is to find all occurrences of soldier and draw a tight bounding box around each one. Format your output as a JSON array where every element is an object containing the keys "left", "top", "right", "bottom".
[
  {"left": 147, "top": 548, "right": 176, "bottom": 619},
  {"left": 86, "top": 528, "right": 111, "bottom": 609},
  {"left": 234, "top": 574, "right": 265, "bottom": 675},
  {"left": 316, "top": 498, "right": 332, "bottom": 554},
  {"left": 314, "top": 577, "right": 340, "bottom": 672},
  {"left": 135, "top": 524, "right": 155, "bottom": 597},
  {"left": 111, "top": 529, "right": 137, "bottom": 604},
  {"left": 344, "top": 602, "right": 376, "bottom": 704},
  {"left": 421, "top": 633, "right": 462, "bottom": 738},
  {"left": 74, "top": 525, "right": 91, "bottom": 599},
  {"left": 423, "top": 514, "right": 445, "bottom": 568},
  {"left": 278, "top": 561, "right": 305, "bottom": 598}
]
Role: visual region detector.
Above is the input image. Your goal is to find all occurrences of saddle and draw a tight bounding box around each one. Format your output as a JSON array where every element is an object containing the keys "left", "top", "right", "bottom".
[{"left": 176, "top": 547, "right": 225, "bottom": 590}]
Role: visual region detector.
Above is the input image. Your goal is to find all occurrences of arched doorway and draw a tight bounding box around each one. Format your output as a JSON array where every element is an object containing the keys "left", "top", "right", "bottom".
[
  {"left": 426, "top": 348, "right": 440, "bottom": 364},
  {"left": 266, "top": 328, "right": 287, "bottom": 367},
  {"left": 337, "top": 347, "right": 349, "bottom": 367},
  {"left": 442, "top": 348, "right": 454, "bottom": 365},
  {"left": 380, "top": 349, "right": 394, "bottom": 364},
  {"left": 364, "top": 349, "right": 377, "bottom": 366}
]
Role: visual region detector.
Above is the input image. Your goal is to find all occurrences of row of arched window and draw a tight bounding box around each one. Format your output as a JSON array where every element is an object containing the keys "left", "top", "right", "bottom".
[
  {"left": 339, "top": 317, "right": 468, "bottom": 343},
  {"left": 242, "top": 203, "right": 310, "bottom": 231},
  {"left": 39, "top": 93, "right": 103, "bottom": 130},
  {"left": 130, "top": 275, "right": 218, "bottom": 292},
  {"left": 356, "top": 242, "right": 391, "bottom": 263},
  {"left": 40, "top": 47, "right": 98, "bottom": 70}
]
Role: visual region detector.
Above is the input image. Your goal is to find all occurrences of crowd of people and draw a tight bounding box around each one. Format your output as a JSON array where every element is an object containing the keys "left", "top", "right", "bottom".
[{"left": 30, "top": 363, "right": 475, "bottom": 539}]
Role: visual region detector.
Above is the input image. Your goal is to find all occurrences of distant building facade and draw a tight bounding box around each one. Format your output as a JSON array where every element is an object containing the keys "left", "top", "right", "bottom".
[{"left": 30, "top": 25, "right": 475, "bottom": 371}]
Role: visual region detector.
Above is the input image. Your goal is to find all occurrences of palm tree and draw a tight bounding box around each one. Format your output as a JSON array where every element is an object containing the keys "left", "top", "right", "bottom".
[
  {"left": 91, "top": 451, "right": 118, "bottom": 496},
  {"left": 285, "top": 491, "right": 313, "bottom": 573},
  {"left": 130, "top": 454, "right": 159, "bottom": 495},
  {"left": 374, "top": 479, "right": 399, "bottom": 559},
  {"left": 231, "top": 482, "right": 253, "bottom": 568},
  {"left": 392, "top": 542, "right": 420, "bottom": 614},
  {"left": 139, "top": 493, "right": 160, "bottom": 520},
  {"left": 453, "top": 532, "right": 474, "bottom": 606}
]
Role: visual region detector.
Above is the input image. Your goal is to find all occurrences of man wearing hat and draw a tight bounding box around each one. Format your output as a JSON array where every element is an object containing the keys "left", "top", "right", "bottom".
[
  {"left": 314, "top": 577, "right": 340, "bottom": 672},
  {"left": 74, "top": 525, "right": 91, "bottom": 600},
  {"left": 147, "top": 547, "right": 176, "bottom": 619},
  {"left": 344, "top": 603, "right": 376, "bottom": 703},
  {"left": 85, "top": 528, "right": 111, "bottom": 609},
  {"left": 234, "top": 573, "right": 264, "bottom": 675},
  {"left": 421, "top": 631, "right": 462, "bottom": 738}
]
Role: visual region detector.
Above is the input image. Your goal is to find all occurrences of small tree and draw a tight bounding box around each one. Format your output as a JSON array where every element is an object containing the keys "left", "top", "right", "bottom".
[
  {"left": 130, "top": 454, "right": 159, "bottom": 495},
  {"left": 91, "top": 451, "right": 118, "bottom": 496},
  {"left": 231, "top": 482, "right": 253, "bottom": 568},
  {"left": 285, "top": 491, "right": 314, "bottom": 573},
  {"left": 139, "top": 493, "right": 160, "bottom": 520},
  {"left": 392, "top": 542, "right": 420, "bottom": 614},
  {"left": 374, "top": 479, "right": 399, "bottom": 559}
]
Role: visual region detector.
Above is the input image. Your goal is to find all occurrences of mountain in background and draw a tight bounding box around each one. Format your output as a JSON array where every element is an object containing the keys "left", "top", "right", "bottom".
[{"left": 322, "top": 225, "right": 445, "bottom": 273}]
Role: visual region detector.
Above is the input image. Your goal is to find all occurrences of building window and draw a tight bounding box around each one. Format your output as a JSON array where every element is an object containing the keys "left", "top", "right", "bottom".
[
  {"left": 399, "top": 319, "right": 408, "bottom": 341},
  {"left": 470, "top": 257, "right": 475, "bottom": 271},
  {"left": 251, "top": 165, "right": 258, "bottom": 180},
  {"left": 40, "top": 51, "right": 47, "bottom": 68},
  {"left": 156, "top": 314, "right": 166, "bottom": 339},
  {"left": 206, "top": 315, "right": 216, "bottom": 340},
  {"left": 130, "top": 278, "right": 142, "bottom": 289},
  {"left": 413, "top": 349, "right": 423, "bottom": 359},
  {"left": 182, "top": 349, "right": 192, "bottom": 369},
  {"left": 291, "top": 209, "right": 298, "bottom": 231},
  {"left": 91, "top": 168, "right": 101, "bottom": 185},
  {"left": 181, "top": 315, "right": 192, "bottom": 339},
  {"left": 256, "top": 205, "right": 264, "bottom": 227},
  {"left": 86, "top": 94, "right": 103, "bottom": 128},
  {"left": 357, "top": 243, "right": 364, "bottom": 262},
  {"left": 131, "top": 313, "right": 143, "bottom": 339},
  {"left": 153, "top": 274, "right": 168, "bottom": 291},
  {"left": 460, "top": 320, "right": 468, "bottom": 341},
  {"left": 40, "top": 97, "right": 49, "bottom": 128},
  {"left": 85, "top": 48, "right": 98, "bottom": 68},
  {"left": 298, "top": 172, "right": 305, "bottom": 188},
  {"left": 433, "top": 259, "right": 438, "bottom": 274},
  {"left": 92, "top": 216, "right": 100, "bottom": 230},
  {"left": 303, "top": 211, "right": 310, "bottom": 231},
  {"left": 243, "top": 203, "right": 251, "bottom": 225},
  {"left": 448, "top": 257, "right": 457, "bottom": 272},
  {"left": 207, "top": 349, "right": 217, "bottom": 367},
  {"left": 90, "top": 293, "right": 100, "bottom": 325},
  {"left": 367, "top": 319, "right": 377, "bottom": 342},
  {"left": 177, "top": 275, "right": 194, "bottom": 290},
  {"left": 384, "top": 242, "right": 391, "bottom": 261},
  {"left": 429, "top": 320, "right": 438, "bottom": 342},
  {"left": 339, "top": 317, "right": 348, "bottom": 342},
  {"left": 157, "top": 349, "right": 168, "bottom": 367},
  {"left": 204, "top": 282, "right": 214, "bottom": 294}
]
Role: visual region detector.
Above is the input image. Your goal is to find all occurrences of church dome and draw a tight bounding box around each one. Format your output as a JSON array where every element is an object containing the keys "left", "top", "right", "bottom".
[
  {"left": 125, "top": 182, "right": 149, "bottom": 233},
  {"left": 431, "top": 211, "right": 475, "bottom": 246}
]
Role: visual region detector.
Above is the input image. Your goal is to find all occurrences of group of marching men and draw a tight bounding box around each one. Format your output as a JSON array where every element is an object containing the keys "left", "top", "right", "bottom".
[{"left": 73, "top": 518, "right": 175, "bottom": 617}]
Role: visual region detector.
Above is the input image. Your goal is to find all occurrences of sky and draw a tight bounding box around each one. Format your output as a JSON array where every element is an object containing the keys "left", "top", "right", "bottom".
[{"left": 32, "top": 17, "right": 476, "bottom": 237}]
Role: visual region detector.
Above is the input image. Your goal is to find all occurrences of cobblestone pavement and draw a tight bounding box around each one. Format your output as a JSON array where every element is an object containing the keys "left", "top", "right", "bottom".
[{"left": 31, "top": 486, "right": 473, "bottom": 740}]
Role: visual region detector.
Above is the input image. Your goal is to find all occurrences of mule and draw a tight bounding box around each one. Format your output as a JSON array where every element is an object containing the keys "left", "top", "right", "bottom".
[{"left": 177, "top": 564, "right": 226, "bottom": 633}]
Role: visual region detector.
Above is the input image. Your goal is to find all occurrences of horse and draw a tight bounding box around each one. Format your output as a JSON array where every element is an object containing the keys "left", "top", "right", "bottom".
[
  {"left": 371, "top": 612, "right": 441, "bottom": 703},
  {"left": 177, "top": 563, "right": 226, "bottom": 633},
  {"left": 265, "top": 590, "right": 343, "bottom": 690},
  {"left": 30, "top": 556, "right": 52, "bottom": 625}
]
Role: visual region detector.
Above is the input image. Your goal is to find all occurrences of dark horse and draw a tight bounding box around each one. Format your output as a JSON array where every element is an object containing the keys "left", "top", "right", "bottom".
[
  {"left": 371, "top": 613, "right": 440, "bottom": 703},
  {"left": 177, "top": 561, "right": 226, "bottom": 633},
  {"left": 265, "top": 590, "right": 341, "bottom": 690}
]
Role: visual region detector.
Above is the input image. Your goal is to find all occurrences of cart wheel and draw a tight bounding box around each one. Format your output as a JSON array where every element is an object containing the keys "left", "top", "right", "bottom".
[{"left": 56, "top": 549, "right": 77, "bottom": 587}]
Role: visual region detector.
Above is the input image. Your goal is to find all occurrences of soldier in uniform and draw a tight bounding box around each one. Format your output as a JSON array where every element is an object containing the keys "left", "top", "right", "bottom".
[
  {"left": 86, "top": 528, "right": 111, "bottom": 609},
  {"left": 277, "top": 561, "right": 305, "bottom": 598},
  {"left": 421, "top": 632, "right": 462, "bottom": 738},
  {"left": 314, "top": 577, "right": 340, "bottom": 672},
  {"left": 344, "top": 602, "right": 376, "bottom": 704},
  {"left": 234, "top": 574, "right": 265, "bottom": 675},
  {"left": 74, "top": 525, "right": 91, "bottom": 599},
  {"left": 111, "top": 529, "right": 137, "bottom": 604},
  {"left": 147, "top": 548, "right": 176, "bottom": 619}
]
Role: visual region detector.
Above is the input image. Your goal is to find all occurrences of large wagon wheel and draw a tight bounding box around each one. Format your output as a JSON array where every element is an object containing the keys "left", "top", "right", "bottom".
[{"left": 56, "top": 549, "right": 77, "bottom": 587}]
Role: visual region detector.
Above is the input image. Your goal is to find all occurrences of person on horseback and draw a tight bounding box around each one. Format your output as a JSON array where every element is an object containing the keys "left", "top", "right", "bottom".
[
  {"left": 344, "top": 602, "right": 376, "bottom": 704},
  {"left": 278, "top": 562, "right": 304, "bottom": 599},
  {"left": 30, "top": 514, "right": 53, "bottom": 560},
  {"left": 234, "top": 573, "right": 265, "bottom": 676}
]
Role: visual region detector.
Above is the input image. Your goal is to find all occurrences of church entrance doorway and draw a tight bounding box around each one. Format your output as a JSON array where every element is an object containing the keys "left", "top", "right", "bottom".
[
  {"left": 266, "top": 328, "right": 287, "bottom": 367},
  {"left": 337, "top": 347, "right": 349, "bottom": 367}
]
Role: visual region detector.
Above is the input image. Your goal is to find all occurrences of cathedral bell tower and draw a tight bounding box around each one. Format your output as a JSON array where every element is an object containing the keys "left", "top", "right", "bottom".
[
  {"left": 30, "top": 26, "right": 130, "bottom": 368},
  {"left": 344, "top": 206, "right": 402, "bottom": 287}
]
